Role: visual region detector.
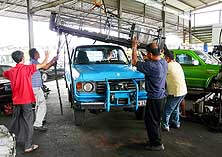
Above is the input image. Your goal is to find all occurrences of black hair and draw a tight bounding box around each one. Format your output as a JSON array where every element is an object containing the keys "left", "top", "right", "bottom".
[
  {"left": 164, "top": 50, "right": 174, "bottom": 60},
  {"left": 11, "top": 50, "right": 24, "bottom": 63},
  {"left": 145, "top": 43, "right": 160, "bottom": 56},
  {"left": 29, "top": 48, "right": 37, "bottom": 59}
]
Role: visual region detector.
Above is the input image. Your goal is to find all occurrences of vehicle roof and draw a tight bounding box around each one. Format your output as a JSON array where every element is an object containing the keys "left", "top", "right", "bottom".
[
  {"left": 171, "top": 49, "right": 195, "bottom": 52},
  {"left": 75, "top": 45, "right": 123, "bottom": 49},
  {"left": 0, "top": 65, "right": 12, "bottom": 67}
]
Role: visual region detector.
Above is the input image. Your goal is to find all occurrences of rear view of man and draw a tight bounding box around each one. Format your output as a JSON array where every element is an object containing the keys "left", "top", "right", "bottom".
[
  {"left": 132, "top": 37, "right": 168, "bottom": 151},
  {"left": 162, "top": 50, "right": 187, "bottom": 131},
  {"left": 3, "top": 50, "right": 48, "bottom": 152}
]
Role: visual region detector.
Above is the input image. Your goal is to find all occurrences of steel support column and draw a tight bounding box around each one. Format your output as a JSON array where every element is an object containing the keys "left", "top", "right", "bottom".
[
  {"left": 143, "top": 3, "right": 146, "bottom": 23},
  {"left": 183, "top": 12, "right": 186, "bottom": 46},
  {"left": 27, "top": 0, "right": 34, "bottom": 49},
  {"left": 117, "top": 0, "right": 122, "bottom": 38},
  {"left": 100, "top": 7, "right": 102, "bottom": 33},
  {"left": 177, "top": 15, "right": 179, "bottom": 30},
  {"left": 189, "top": 11, "right": 192, "bottom": 45},
  {"left": 161, "top": 0, "right": 166, "bottom": 39},
  {"left": 219, "top": 10, "right": 221, "bottom": 24}
]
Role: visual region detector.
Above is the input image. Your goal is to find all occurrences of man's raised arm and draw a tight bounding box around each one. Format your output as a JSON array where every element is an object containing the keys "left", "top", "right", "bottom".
[{"left": 132, "top": 36, "right": 138, "bottom": 66}]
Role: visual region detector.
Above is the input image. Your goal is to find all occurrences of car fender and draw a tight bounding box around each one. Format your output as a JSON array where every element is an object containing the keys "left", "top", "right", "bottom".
[{"left": 204, "top": 75, "right": 216, "bottom": 88}]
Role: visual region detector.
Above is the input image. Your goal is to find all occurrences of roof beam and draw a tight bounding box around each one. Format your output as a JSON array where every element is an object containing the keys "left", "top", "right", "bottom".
[
  {"left": 178, "top": 0, "right": 195, "bottom": 9},
  {"left": 198, "top": 0, "right": 207, "bottom": 5},
  {"left": 193, "top": 1, "right": 222, "bottom": 11},
  {"left": 165, "top": 3, "right": 184, "bottom": 12},
  {"left": 192, "top": 32, "right": 212, "bottom": 35},
  {"left": 192, "top": 28, "right": 212, "bottom": 32},
  {"left": 2, "top": 9, "right": 48, "bottom": 18},
  {"left": 0, "top": 0, "right": 26, "bottom": 9},
  {"left": 31, "top": 0, "right": 73, "bottom": 13}
]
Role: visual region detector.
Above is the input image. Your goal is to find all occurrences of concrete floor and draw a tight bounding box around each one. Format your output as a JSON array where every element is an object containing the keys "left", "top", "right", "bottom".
[{"left": 1, "top": 80, "right": 222, "bottom": 157}]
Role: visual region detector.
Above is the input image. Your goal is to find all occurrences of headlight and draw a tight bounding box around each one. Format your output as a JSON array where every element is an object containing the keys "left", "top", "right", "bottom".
[{"left": 83, "top": 82, "right": 94, "bottom": 92}]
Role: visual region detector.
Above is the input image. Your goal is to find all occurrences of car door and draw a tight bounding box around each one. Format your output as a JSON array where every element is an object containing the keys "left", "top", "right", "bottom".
[{"left": 175, "top": 51, "right": 208, "bottom": 88}]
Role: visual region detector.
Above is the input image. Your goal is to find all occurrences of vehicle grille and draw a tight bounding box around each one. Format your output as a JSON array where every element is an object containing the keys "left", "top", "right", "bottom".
[{"left": 96, "top": 80, "right": 136, "bottom": 94}]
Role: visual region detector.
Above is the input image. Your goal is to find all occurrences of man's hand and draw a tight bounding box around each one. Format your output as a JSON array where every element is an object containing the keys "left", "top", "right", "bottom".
[
  {"left": 41, "top": 55, "right": 59, "bottom": 70},
  {"left": 131, "top": 36, "right": 138, "bottom": 66},
  {"left": 45, "top": 51, "right": 49, "bottom": 58}
]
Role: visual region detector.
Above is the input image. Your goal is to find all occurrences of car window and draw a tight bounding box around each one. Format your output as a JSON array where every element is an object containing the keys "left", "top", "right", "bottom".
[
  {"left": 125, "top": 50, "right": 144, "bottom": 62},
  {"left": 195, "top": 50, "right": 219, "bottom": 65},
  {"left": 176, "top": 54, "right": 194, "bottom": 65},
  {"left": 74, "top": 47, "right": 129, "bottom": 64},
  {"left": 0, "top": 68, "right": 3, "bottom": 76},
  {"left": 0, "top": 66, "right": 11, "bottom": 76}
]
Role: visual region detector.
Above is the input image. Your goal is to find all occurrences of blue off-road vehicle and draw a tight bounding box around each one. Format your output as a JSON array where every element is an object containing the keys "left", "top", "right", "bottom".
[{"left": 65, "top": 45, "right": 147, "bottom": 125}]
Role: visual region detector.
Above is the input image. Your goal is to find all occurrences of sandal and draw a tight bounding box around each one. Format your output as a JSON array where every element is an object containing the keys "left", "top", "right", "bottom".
[{"left": 24, "top": 144, "right": 39, "bottom": 153}]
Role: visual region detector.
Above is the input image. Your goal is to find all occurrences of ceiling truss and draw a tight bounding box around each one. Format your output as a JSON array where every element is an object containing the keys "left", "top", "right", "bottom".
[{"left": 0, "top": 0, "right": 221, "bottom": 44}]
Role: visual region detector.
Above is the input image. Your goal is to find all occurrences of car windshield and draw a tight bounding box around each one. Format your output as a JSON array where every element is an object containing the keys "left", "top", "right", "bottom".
[
  {"left": 73, "top": 46, "right": 129, "bottom": 64},
  {"left": 0, "top": 65, "right": 11, "bottom": 76},
  {"left": 195, "top": 50, "right": 220, "bottom": 65}
]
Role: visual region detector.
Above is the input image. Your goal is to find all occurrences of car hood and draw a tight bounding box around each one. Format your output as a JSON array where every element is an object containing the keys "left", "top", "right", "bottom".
[
  {"left": 0, "top": 77, "right": 10, "bottom": 84},
  {"left": 73, "top": 64, "right": 144, "bottom": 81}
]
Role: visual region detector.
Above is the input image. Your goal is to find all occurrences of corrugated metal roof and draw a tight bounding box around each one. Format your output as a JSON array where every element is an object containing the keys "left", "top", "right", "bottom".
[{"left": 0, "top": 0, "right": 220, "bottom": 43}]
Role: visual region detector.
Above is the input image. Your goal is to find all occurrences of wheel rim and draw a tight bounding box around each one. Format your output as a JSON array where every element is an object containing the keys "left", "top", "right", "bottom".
[{"left": 42, "top": 73, "right": 48, "bottom": 82}]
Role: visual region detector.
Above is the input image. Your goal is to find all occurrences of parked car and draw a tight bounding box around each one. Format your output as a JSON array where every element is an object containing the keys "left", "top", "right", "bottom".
[
  {"left": 40, "top": 66, "right": 64, "bottom": 82},
  {"left": 65, "top": 45, "right": 147, "bottom": 125},
  {"left": 171, "top": 49, "right": 222, "bottom": 90},
  {"left": 0, "top": 65, "right": 12, "bottom": 112}
]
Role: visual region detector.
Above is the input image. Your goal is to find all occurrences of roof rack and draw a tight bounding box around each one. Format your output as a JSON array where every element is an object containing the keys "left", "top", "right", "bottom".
[{"left": 49, "top": 6, "right": 165, "bottom": 49}]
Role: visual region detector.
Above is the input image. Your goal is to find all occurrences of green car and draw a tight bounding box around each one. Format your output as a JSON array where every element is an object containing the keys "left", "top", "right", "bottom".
[{"left": 171, "top": 49, "right": 222, "bottom": 90}]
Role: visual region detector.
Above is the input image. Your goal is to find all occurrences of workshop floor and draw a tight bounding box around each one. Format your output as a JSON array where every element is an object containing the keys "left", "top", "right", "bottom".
[{"left": 0, "top": 80, "right": 222, "bottom": 157}]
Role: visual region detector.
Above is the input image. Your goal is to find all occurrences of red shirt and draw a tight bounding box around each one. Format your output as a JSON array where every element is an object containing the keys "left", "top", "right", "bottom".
[{"left": 3, "top": 64, "right": 37, "bottom": 105}]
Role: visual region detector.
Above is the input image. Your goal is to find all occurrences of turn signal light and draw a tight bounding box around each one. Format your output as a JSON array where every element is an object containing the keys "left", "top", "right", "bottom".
[{"left": 76, "top": 82, "right": 82, "bottom": 91}]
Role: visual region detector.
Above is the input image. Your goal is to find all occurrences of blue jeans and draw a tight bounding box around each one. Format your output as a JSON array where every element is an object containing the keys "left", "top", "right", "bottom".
[{"left": 162, "top": 95, "right": 185, "bottom": 128}]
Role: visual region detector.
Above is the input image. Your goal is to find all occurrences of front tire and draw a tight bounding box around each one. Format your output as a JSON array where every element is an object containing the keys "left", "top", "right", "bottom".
[
  {"left": 73, "top": 108, "right": 85, "bottom": 126},
  {"left": 41, "top": 72, "right": 48, "bottom": 82}
]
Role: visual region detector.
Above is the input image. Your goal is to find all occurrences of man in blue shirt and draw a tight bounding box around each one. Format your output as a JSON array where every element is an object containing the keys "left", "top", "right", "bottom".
[
  {"left": 132, "top": 37, "right": 167, "bottom": 151},
  {"left": 29, "top": 48, "right": 57, "bottom": 131}
]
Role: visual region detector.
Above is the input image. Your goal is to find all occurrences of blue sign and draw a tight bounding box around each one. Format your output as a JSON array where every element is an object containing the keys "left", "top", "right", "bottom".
[{"left": 203, "top": 43, "right": 208, "bottom": 52}]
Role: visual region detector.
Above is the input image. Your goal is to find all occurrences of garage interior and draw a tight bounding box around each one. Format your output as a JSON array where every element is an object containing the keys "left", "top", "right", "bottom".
[{"left": 1, "top": 0, "right": 222, "bottom": 157}]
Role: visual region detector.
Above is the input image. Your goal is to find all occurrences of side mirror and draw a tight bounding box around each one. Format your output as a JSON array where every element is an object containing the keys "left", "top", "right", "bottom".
[{"left": 192, "top": 60, "right": 199, "bottom": 65}]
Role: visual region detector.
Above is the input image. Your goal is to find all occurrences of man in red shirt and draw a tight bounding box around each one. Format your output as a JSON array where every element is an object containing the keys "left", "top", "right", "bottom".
[{"left": 3, "top": 50, "right": 48, "bottom": 153}]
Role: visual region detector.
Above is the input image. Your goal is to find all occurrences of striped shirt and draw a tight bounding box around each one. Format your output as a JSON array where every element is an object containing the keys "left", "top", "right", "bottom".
[{"left": 30, "top": 58, "right": 42, "bottom": 88}]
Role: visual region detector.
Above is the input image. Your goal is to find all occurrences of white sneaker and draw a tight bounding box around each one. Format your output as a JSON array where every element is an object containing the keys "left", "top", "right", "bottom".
[{"left": 162, "top": 126, "right": 170, "bottom": 132}]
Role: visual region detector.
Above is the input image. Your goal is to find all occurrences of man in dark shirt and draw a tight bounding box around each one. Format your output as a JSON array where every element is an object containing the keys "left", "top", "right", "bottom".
[{"left": 132, "top": 37, "right": 167, "bottom": 151}]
